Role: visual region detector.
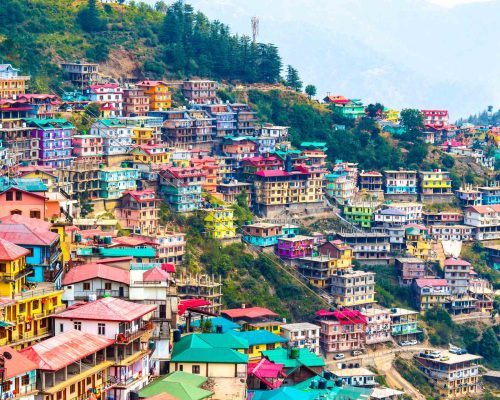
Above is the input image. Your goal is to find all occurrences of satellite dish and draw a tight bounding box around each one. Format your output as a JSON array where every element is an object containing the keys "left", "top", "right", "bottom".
[{"left": 3, "top": 352, "right": 12, "bottom": 359}]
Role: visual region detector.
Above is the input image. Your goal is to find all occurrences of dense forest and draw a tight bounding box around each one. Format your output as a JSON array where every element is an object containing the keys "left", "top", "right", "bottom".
[
  {"left": 460, "top": 106, "right": 500, "bottom": 126},
  {"left": 0, "top": 0, "right": 283, "bottom": 89}
]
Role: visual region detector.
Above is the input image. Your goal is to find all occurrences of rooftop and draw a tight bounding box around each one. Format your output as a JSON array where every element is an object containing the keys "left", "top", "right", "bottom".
[
  {"left": 229, "top": 330, "right": 287, "bottom": 346},
  {"left": 263, "top": 347, "right": 325, "bottom": 369},
  {"left": 280, "top": 322, "right": 320, "bottom": 332},
  {"left": 331, "top": 367, "right": 375, "bottom": 377},
  {"left": 138, "top": 371, "right": 212, "bottom": 400},
  {"left": 0, "top": 223, "right": 59, "bottom": 246},
  {"left": 416, "top": 350, "right": 482, "bottom": 365},
  {"left": 0, "top": 345, "right": 38, "bottom": 379},
  {"left": 0, "top": 237, "right": 30, "bottom": 261},
  {"left": 62, "top": 263, "right": 130, "bottom": 286},
  {"left": 222, "top": 306, "right": 279, "bottom": 320}
]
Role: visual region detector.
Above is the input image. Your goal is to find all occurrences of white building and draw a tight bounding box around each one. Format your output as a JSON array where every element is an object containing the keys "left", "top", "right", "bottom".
[
  {"left": 331, "top": 368, "right": 378, "bottom": 387},
  {"left": 53, "top": 297, "right": 156, "bottom": 400},
  {"left": 362, "top": 308, "right": 392, "bottom": 345},
  {"left": 87, "top": 84, "right": 124, "bottom": 117},
  {"left": 429, "top": 225, "right": 473, "bottom": 242},
  {"left": 464, "top": 204, "right": 500, "bottom": 241},
  {"left": 260, "top": 124, "right": 289, "bottom": 142},
  {"left": 280, "top": 322, "right": 321, "bottom": 355},
  {"left": 91, "top": 119, "right": 133, "bottom": 156}
]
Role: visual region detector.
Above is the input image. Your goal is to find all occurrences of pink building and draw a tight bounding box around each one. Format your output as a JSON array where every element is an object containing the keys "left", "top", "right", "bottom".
[
  {"left": 316, "top": 309, "right": 367, "bottom": 354},
  {"left": 72, "top": 134, "right": 104, "bottom": 159},
  {"left": 116, "top": 189, "right": 160, "bottom": 235},
  {"left": 276, "top": 235, "right": 315, "bottom": 259},
  {"left": 0, "top": 183, "right": 47, "bottom": 219},
  {"left": 421, "top": 110, "right": 449, "bottom": 129},
  {"left": 362, "top": 308, "right": 392, "bottom": 345},
  {"left": 395, "top": 257, "right": 427, "bottom": 286}
]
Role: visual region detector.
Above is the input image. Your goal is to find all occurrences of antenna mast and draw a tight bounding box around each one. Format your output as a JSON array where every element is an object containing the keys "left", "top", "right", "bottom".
[{"left": 251, "top": 16, "right": 259, "bottom": 42}]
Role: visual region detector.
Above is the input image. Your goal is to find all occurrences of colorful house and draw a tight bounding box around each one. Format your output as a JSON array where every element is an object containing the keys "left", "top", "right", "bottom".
[
  {"left": 280, "top": 323, "right": 321, "bottom": 355},
  {"left": 464, "top": 204, "right": 500, "bottom": 241},
  {"left": 122, "top": 87, "right": 150, "bottom": 117},
  {"left": 72, "top": 133, "right": 104, "bottom": 159},
  {"left": 343, "top": 203, "right": 376, "bottom": 228},
  {"left": 0, "top": 237, "right": 65, "bottom": 349},
  {"left": 478, "top": 183, "right": 500, "bottom": 205},
  {"left": 263, "top": 347, "right": 325, "bottom": 384},
  {"left": 159, "top": 166, "right": 206, "bottom": 213},
  {"left": 139, "top": 371, "right": 213, "bottom": 400},
  {"left": 405, "top": 225, "right": 433, "bottom": 261},
  {"left": 98, "top": 167, "right": 139, "bottom": 199},
  {"left": 0, "top": 345, "right": 38, "bottom": 399},
  {"left": 230, "top": 330, "right": 287, "bottom": 361},
  {"left": 204, "top": 208, "right": 236, "bottom": 239},
  {"left": 384, "top": 170, "right": 418, "bottom": 198},
  {"left": 419, "top": 170, "right": 453, "bottom": 202},
  {"left": 413, "top": 278, "right": 450, "bottom": 312},
  {"left": 0, "top": 64, "right": 29, "bottom": 99},
  {"left": 200, "top": 104, "right": 237, "bottom": 138},
  {"left": 116, "top": 189, "right": 160, "bottom": 235},
  {"left": 325, "top": 96, "right": 365, "bottom": 119},
  {"left": 277, "top": 235, "right": 315, "bottom": 260},
  {"left": 316, "top": 309, "right": 367, "bottom": 354},
  {"left": 25, "top": 118, "right": 74, "bottom": 168},
  {"left": 221, "top": 307, "right": 282, "bottom": 334},
  {"left": 0, "top": 177, "right": 48, "bottom": 220},
  {"left": 137, "top": 80, "right": 172, "bottom": 111},
  {"left": 389, "top": 308, "right": 421, "bottom": 342},
  {"left": 190, "top": 156, "right": 218, "bottom": 194},
  {"left": 131, "top": 144, "right": 171, "bottom": 166},
  {"left": 91, "top": 119, "right": 133, "bottom": 156},
  {"left": 87, "top": 84, "right": 123, "bottom": 117},
  {"left": 242, "top": 223, "right": 283, "bottom": 247}
]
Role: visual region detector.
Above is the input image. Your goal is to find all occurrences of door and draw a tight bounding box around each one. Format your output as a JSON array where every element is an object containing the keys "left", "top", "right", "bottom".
[
  {"left": 159, "top": 305, "right": 166, "bottom": 319},
  {"left": 34, "top": 321, "right": 38, "bottom": 336},
  {"left": 15, "top": 377, "right": 19, "bottom": 394},
  {"left": 119, "top": 286, "right": 124, "bottom": 297}
]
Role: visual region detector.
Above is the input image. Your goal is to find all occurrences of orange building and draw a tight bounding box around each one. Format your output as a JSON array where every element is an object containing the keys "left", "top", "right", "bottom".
[
  {"left": 0, "top": 64, "right": 30, "bottom": 99},
  {"left": 191, "top": 156, "right": 218, "bottom": 194},
  {"left": 137, "top": 80, "right": 172, "bottom": 111}
]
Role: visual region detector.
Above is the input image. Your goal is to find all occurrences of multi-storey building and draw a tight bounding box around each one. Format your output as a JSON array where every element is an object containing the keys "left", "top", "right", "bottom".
[
  {"left": 72, "top": 133, "right": 104, "bottom": 159},
  {"left": 421, "top": 109, "right": 449, "bottom": 129},
  {"left": 405, "top": 225, "right": 433, "bottom": 261},
  {"left": 20, "top": 330, "right": 115, "bottom": 400},
  {"left": 61, "top": 61, "right": 99, "bottom": 87},
  {"left": 98, "top": 167, "right": 139, "bottom": 199},
  {"left": 137, "top": 80, "right": 171, "bottom": 111},
  {"left": 343, "top": 203, "right": 376, "bottom": 228},
  {"left": 419, "top": 170, "right": 453, "bottom": 202},
  {"left": 0, "top": 118, "right": 40, "bottom": 166},
  {"left": 25, "top": 118, "right": 74, "bottom": 168},
  {"left": 253, "top": 167, "right": 325, "bottom": 217},
  {"left": 0, "top": 176, "right": 48, "bottom": 219},
  {"left": 0, "top": 345, "right": 38, "bottom": 400},
  {"left": 317, "top": 240, "right": 354, "bottom": 270},
  {"left": 455, "top": 187, "right": 482, "bottom": 207},
  {"left": 222, "top": 306, "right": 282, "bottom": 334},
  {"left": 200, "top": 104, "right": 237, "bottom": 138},
  {"left": 413, "top": 278, "right": 450, "bottom": 312},
  {"left": 478, "top": 183, "right": 500, "bottom": 205},
  {"left": 230, "top": 103, "right": 258, "bottom": 136},
  {"left": 464, "top": 204, "right": 500, "bottom": 241},
  {"left": 91, "top": 119, "right": 133, "bottom": 156},
  {"left": 190, "top": 156, "right": 218, "bottom": 194},
  {"left": 242, "top": 223, "right": 282, "bottom": 247},
  {"left": 316, "top": 309, "right": 367, "bottom": 354},
  {"left": 324, "top": 96, "right": 365, "bottom": 119},
  {"left": 395, "top": 257, "right": 427, "bottom": 286},
  {"left": 280, "top": 322, "right": 321, "bottom": 355},
  {"left": 423, "top": 211, "right": 463, "bottom": 226},
  {"left": 389, "top": 308, "right": 421, "bottom": 342},
  {"left": 151, "top": 231, "right": 185, "bottom": 265},
  {"left": 429, "top": 225, "right": 473, "bottom": 242},
  {"left": 131, "top": 144, "right": 171, "bottom": 167},
  {"left": 329, "top": 270, "right": 376, "bottom": 309},
  {"left": 116, "top": 189, "right": 160, "bottom": 235},
  {"left": 362, "top": 308, "right": 392, "bottom": 345},
  {"left": 204, "top": 208, "right": 236, "bottom": 239},
  {"left": 384, "top": 170, "right": 418, "bottom": 200},
  {"left": 217, "top": 180, "right": 252, "bottom": 205},
  {"left": 159, "top": 166, "right": 206, "bottom": 212},
  {"left": 87, "top": 84, "right": 123, "bottom": 117},
  {"left": 359, "top": 171, "right": 383, "bottom": 194},
  {"left": 177, "top": 273, "right": 222, "bottom": 314},
  {"left": 0, "top": 64, "right": 30, "bottom": 99},
  {"left": 443, "top": 258, "right": 471, "bottom": 295},
  {"left": 298, "top": 255, "right": 337, "bottom": 289},
  {"left": 468, "top": 277, "right": 493, "bottom": 313},
  {"left": 18, "top": 94, "right": 59, "bottom": 119},
  {"left": 333, "top": 232, "right": 391, "bottom": 265},
  {"left": 58, "top": 159, "right": 102, "bottom": 200},
  {"left": 222, "top": 137, "right": 257, "bottom": 162},
  {"left": 276, "top": 235, "right": 315, "bottom": 260},
  {"left": 260, "top": 124, "right": 289, "bottom": 143},
  {"left": 414, "top": 351, "right": 482, "bottom": 399},
  {"left": 122, "top": 87, "right": 150, "bottom": 117},
  {"left": 182, "top": 80, "right": 218, "bottom": 104}
]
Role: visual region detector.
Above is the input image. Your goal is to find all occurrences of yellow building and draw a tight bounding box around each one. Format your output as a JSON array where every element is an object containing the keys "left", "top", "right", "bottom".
[
  {"left": 419, "top": 170, "right": 453, "bottom": 199},
  {"left": 137, "top": 80, "right": 172, "bottom": 111},
  {"left": 406, "top": 227, "right": 433, "bottom": 261},
  {"left": 0, "top": 237, "right": 65, "bottom": 349},
  {"left": 234, "top": 331, "right": 286, "bottom": 361},
  {"left": 19, "top": 169, "right": 58, "bottom": 191},
  {"left": 414, "top": 278, "right": 450, "bottom": 312},
  {"left": 384, "top": 108, "right": 400, "bottom": 123},
  {"left": 132, "top": 126, "right": 156, "bottom": 145},
  {"left": 0, "top": 64, "right": 29, "bottom": 99},
  {"left": 204, "top": 208, "right": 236, "bottom": 239},
  {"left": 131, "top": 144, "right": 172, "bottom": 165}
]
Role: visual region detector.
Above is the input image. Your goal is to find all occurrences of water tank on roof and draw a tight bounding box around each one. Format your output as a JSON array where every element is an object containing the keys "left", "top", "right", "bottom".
[
  {"left": 216, "top": 325, "right": 223, "bottom": 334},
  {"left": 290, "top": 348, "right": 299, "bottom": 359},
  {"left": 318, "top": 379, "right": 327, "bottom": 390},
  {"left": 103, "top": 236, "right": 112, "bottom": 245},
  {"left": 173, "top": 330, "right": 181, "bottom": 342},
  {"left": 323, "top": 371, "right": 332, "bottom": 380}
]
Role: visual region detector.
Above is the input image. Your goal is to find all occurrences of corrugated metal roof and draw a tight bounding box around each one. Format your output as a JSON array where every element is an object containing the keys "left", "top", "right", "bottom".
[
  {"left": 62, "top": 263, "right": 130, "bottom": 286},
  {"left": 0, "top": 345, "right": 38, "bottom": 379},
  {"left": 0, "top": 237, "right": 30, "bottom": 260},
  {"left": 0, "top": 223, "right": 59, "bottom": 246},
  {"left": 54, "top": 297, "right": 156, "bottom": 322},
  {"left": 19, "top": 330, "right": 114, "bottom": 371},
  {"left": 221, "top": 307, "right": 279, "bottom": 320}
]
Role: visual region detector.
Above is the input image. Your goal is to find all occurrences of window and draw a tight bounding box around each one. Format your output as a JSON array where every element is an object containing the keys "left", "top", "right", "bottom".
[
  {"left": 30, "top": 210, "right": 41, "bottom": 219},
  {"left": 179, "top": 365, "right": 183, "bottom": 372},
  {"left": 70, "top": 384, "right": 76, "bottom": 393},
  {"left": 6, "top": 192, "right": 13, "bottom": 201},
  {"left": 83, "top": 282, "right": 91, "bottom": 291},
  {"left": 86, "top": 377, "right": 92, "bottom": 385},
  {"left": 74, "top": 321, "right": 81, "bottom": 331},
  {"left": 0, "top": 264, "right": 6, "bottom": 273},
  {"left": 57, "top": 391, "right": 63, "bottom": 400},
  {"left": 19, "top": 303, "right": 26, "bottom": 313},
  {"left": 15, "top": 191, "right": 22, "bottom": 201},
  {"left": 98, "top": 323, "right": 106, "bottom": 335},
  {"left": 60, "top": 323, "right": 64, "bottom": 333},
  {"left": 21, "top": 374, "right": 30, "bottom": 386},
  {"left": 33, "top": 300, "right": 39, "bottom": 309},
  {"left": 2, "top": 380, "right": 11, "bottom": 392},
  {"left": 192, "top": 365, "right": 200, "bottom": 374},
  {"left": 104, "top": 282, "right": 112, "bottom": 290}
]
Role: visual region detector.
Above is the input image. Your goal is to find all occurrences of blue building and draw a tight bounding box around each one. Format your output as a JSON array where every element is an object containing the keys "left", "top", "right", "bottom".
[{"left": 480, "top": 185, "right": 500, "bottom": 205}]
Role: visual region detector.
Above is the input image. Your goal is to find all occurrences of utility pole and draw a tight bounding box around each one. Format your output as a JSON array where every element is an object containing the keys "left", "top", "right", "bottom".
[{"left": 251, "top": 16, "right": 259, "bottom": 43}]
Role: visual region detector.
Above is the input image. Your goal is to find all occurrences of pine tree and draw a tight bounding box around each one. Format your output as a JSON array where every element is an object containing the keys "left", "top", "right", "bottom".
[
  {"left": 77, "top": 0, "right": 104, "bottom": 33},
  {"left": 286, "top": 65, "right": 302, "bottom": 91}
]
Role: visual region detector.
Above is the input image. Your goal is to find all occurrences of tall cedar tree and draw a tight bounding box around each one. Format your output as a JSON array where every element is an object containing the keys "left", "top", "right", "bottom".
[{"left": 286, "top": 65, "right": 302, "bottom": 91}]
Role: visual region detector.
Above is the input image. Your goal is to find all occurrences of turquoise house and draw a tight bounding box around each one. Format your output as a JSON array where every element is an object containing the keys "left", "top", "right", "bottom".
[{"left": 98, "top": 167, "right": 139, "bottom": 199}]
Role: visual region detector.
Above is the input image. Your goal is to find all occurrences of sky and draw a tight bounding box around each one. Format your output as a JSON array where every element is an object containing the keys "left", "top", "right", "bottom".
[{"left": 149, "top": 0, "right": 500, "bottom": 120}]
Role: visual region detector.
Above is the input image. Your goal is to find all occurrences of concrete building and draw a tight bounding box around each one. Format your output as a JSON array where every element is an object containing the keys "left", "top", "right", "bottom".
[
  {"left": 329, "top": 270, "right": 376, "bottom": 309},
  {"left": 280, "top": 322, "right": 321, "bottom": 355},
  {"left": 316, "top": 309, "right": 367, "bottom": 354}
]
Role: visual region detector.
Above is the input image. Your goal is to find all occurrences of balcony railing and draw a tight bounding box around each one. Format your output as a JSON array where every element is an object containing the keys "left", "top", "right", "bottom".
[{"left": 115, "top": 322, "right": 153, "bottom": 344}]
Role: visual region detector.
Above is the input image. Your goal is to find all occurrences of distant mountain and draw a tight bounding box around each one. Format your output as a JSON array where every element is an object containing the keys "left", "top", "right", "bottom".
[{"left": 172, "top": 0, "right": 500, "bottom": 120}]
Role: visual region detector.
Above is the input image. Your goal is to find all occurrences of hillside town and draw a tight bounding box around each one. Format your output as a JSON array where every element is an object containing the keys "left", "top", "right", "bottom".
[{"left": 0, "top": 54, "right": 498, "bottom": 400}]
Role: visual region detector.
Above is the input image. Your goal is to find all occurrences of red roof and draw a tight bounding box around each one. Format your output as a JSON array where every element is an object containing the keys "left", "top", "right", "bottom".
[
  {"left": 62, "top": 263, "right": 130, "bottom": 286},
  {"left": 221, "top": 307, "right": 279, "bottom": 320},
  {"left": 178, "top": 299, "right": 211, "bottom": 316},
  {"left": 122, "top": 189, "right": 159, "bottom": 202},
  {"left": 465, "top": 204, "right": 500, "bottom": 214},
  {"left": 0, "top": 214, "right": 52, "bottom": 231},
  {"left": 315, "top": 309, "right": 367, "bottom": 325},
  {"left": 415, "top": 278, "right": 448, "bottom": 287},
  {"left": 162, "top": 263, "right": 176, "bottom": 273},
  {"left": 89, "top": 84, "right": 120, "bottom": 91},
  {"left": 0, "top": 224, "right": 59, "bottom": 246},
  {"left": 0, "top": 345, "right": 38, "bottom": 379},
  {"left": 443, "top": 258, "right": 471, "bottom": 267},
  {"left": 111, "top": 236, "right": 157, "bottom": 247},
  {"left": 0, "top": 237, "right": 30, "bottom": 261},
  {"left": 248, "top": 358, "right": 284, "bottom": 389},
  {"left": 20, "top": 330, "right": 114, "bottom": 371},
  {"left": 143, "top": 267, "right": 170, "bottom": 282},
  {"left": 54, "top": 297, "right": 156, "bottom": 322},
  {"left": 137, "top": 80, "right": 168, "bottom": 87}
]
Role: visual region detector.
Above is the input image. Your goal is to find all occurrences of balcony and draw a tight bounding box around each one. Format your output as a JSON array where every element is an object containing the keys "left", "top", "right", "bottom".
[
  {"left": 115, "top": 321, "right": 153, "bottom": 344},
  {"left": 13, "top": 281, "right": 61, "bottom": 301},
  {"left": 1, "top": 266, "right": 34, "bottom": 282}
]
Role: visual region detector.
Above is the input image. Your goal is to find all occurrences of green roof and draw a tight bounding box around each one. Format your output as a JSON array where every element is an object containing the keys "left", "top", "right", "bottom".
[
  {"left": 262, "top": 347, "right": 325, "bottom": 368},
  {"left": 0, "top": 177, "right": 48, "bottom": 193},
  {"left": 97, "top": 247, "right": 156, "bottom": 257},
  {"left": 189, "top": 317, "right": 241, "bottom": 333},
  {"left": 139, "top": 372, "right": 212, "bottom": 400},
  {"left": 98, "top": 118, "right": 126, "bottom": 127},
  {"left": 230, "top": 330, "right": 287, "bottom": 346},
  {"left": 24, "top": 118, "right": 75, "bottom": 130},
  {"left": 171, "top": 333, "right": 249, "bottom": 364},
  {"left": 250, "top": 387, "right": 317, "bottom": 400}
]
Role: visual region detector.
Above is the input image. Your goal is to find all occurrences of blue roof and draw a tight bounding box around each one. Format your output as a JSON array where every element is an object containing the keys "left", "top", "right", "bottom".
[
  {"left": 190, "top": 317, "right": 241, "bottom": 333},
  {"left": 229, "top": 330, "right": 287, "bottom": 346},
  {"left": 250, "top": 387, "right": 317, "bottom": 400},
  {"left": 0, "top": 177, "right": 48, "bottom": 193}
]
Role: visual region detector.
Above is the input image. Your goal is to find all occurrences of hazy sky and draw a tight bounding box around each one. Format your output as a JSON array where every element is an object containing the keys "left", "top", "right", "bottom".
[{"left": 150, "top": 0, "right": 500, "bottom": 119}]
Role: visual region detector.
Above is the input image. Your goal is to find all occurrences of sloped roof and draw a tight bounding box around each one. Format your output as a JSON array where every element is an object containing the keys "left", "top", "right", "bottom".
[
  {"left": 0, "top": 237, "right": 30, "bottom": 261},
  {"left": 0, "top": 345, "right": 38, "bottom": 379},
  {"left": 190, "top": 316, "right": 240, "bottom": 333},
  {"left": 230, "top": 330, "right": 287, "bottom": 346},
  {"left": 143, "top": 267, "right": 170, "bottom": 282},
  {"left": 444, "top": 258, "right": 471, "bottom": 267},
  {"left": 250, "top": 387, "right": 317, "bottom": 400},
  {"left": 139, "top": 371, "right": 212, "bottom": 400},
  {"left": 221, "top": 306, "right": 279, "bottom": 320},
  {"left": 62, "top": 263, "right": 130, "bottom": 286},
  {"left": 263, "top": 347, "right": 325, "bottom": 369},
  {"left": 0, "top": 214, "right": 52, "bottom": 231},
  {"left": 54, "top": 297, "right": 156, "bottom": 322},
  {"left": 20, "top": 330, "right": 113, "bottom": 371},
  {"left": 171, "top": 333, "right": 248, "bottom": 364},
  {"left": 0, "top": 224, "right": 59, "bottom": 246},
  {"left": 415, "top": 278, "right": 448, "bottom": 287}
]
